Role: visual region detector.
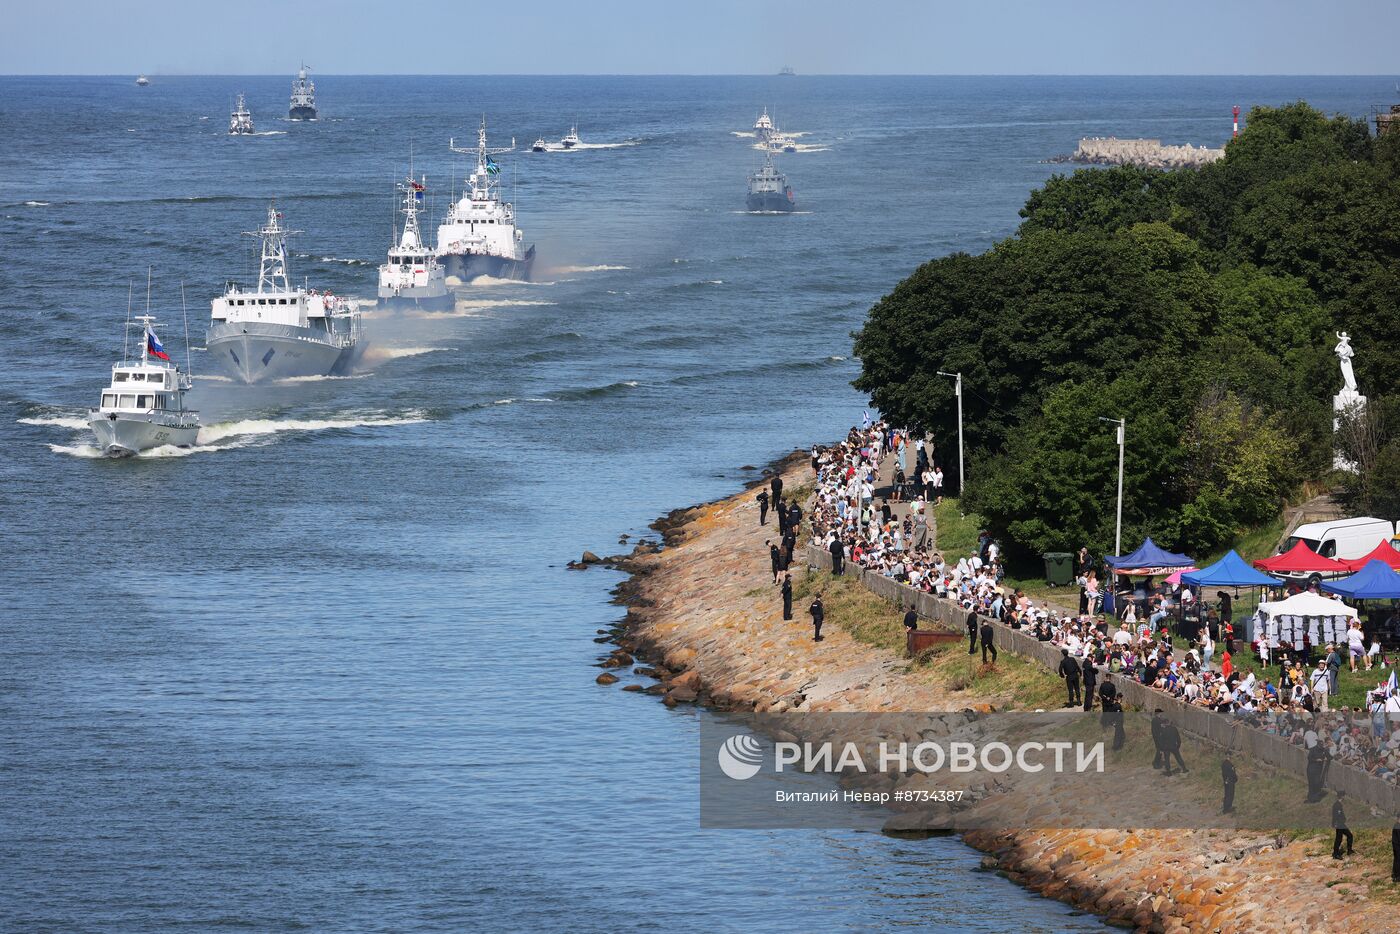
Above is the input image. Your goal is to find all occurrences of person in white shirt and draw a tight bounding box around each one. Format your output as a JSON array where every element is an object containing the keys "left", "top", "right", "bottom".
[
  {"left": 1346, "top": 621, "right": 1365, "bottom": 672},
  {"left": 1112, "top": 624, "right": 1133, "bottom": 647},
  {"left": 1310, "top": 662, "right": 1331, "bottom": 712}
]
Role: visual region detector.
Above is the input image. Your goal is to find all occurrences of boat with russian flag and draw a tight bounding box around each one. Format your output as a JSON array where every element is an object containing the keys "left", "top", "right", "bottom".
[
  {"left": 88, "top": 313, "right": 199, "bottom": 456},
  {"left": 378, "top": 171, "right": 452, "bottom": 312},
  {"left": 207, "top": 203, "right": 363, "bottom": 383}
]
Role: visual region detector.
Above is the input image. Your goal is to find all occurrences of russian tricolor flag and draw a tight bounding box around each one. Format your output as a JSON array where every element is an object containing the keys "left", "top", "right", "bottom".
[{"left": 146, "top": 328, "right": 170, "bottom": 361}]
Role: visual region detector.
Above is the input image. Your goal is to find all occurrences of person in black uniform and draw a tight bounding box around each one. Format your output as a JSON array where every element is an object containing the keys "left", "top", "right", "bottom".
[
  {"left": 809, "top": 595, "right": 825, "bottom": 642},
  {"left": 829, "top": 536, "right": 845, "bottom": 575},
  {"left": 903, "top": 606, "right": 919, "bottom": 634},
  {"left": 1099, "top": 676, "right": 1124, "bottom": 750},
  {"left": 781, "top": 573, "right": 793, "bottom": 621},
  {"left": 1306, "top": 741, "right": 1330, "bottom": 803},
  {"left": 1221, "top": 755, "right": 1238, "bottom": 813},
  {"left": 980, "top": 620, "right": 997, "bottom": 664},
  {"left": 1150, "top": 710, "right": 1166, "bottom": 770},
  {"left": 1159, "top": 717, "right": 1186, "bottom": 776},
  {"left": 770, "top": 474, "right": 783, "bottom": 509},
  {"left": 768, "top": 541, "right": 782, "bottom": 583},
  {"left": 1391, "top": 814, "right": 1400, "bottom": 882},
  {"left": 1332, "top": 791, "right": 1353, "bottom": 859},
  {"left": 1058, "top": 649, "right": 1081, "bottom": 707},
  {"left": 776, "top": 497, "right": 788, "bottom": 535},
  {"left": 757, "top": 489, "right": 770, "bottom": 526},
  {"left": 1080, "top": 657, "right": 1098, "bottom": 711},
  {"left": 966, "top": 609, "right": 979, "bottom": 655},
  {"left": 787, "top": 502, "right": 802, "bottom": 534},
  {"left": 782, "top": 529, "right": 796, "bottom": 570}
]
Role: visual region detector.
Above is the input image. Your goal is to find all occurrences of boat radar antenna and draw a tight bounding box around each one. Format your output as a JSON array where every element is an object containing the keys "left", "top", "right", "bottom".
[
  {"left": 449, "top": 116, "right": 516, "bottom": 197},
  {"left": 244, "top": 202, "right": 300, "bottom": 292}
]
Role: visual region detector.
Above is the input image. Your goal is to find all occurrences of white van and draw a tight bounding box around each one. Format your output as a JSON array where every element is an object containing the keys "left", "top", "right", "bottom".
[{"left": 1282, "top": 516, "right": 1396, "bottom": 561}]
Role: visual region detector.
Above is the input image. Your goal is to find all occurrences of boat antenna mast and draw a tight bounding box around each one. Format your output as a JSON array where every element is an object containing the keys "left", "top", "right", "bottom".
[
  {"left": 122, "top": 280, "right": 133, "bottom": 363},
  {"left": 449, "top": 115, "right": 515, "bottom": 198},
  {"left": 180, "top": 281, "right": 194, "bottom": 381},
  {"left": 244, "top": 202, "right": 300, "bottom": 292}
]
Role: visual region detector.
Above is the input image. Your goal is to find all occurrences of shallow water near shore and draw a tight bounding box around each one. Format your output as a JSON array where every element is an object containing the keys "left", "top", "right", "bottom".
[{"left": 0, "top": 75, "right": 1385, "bottom": 930}]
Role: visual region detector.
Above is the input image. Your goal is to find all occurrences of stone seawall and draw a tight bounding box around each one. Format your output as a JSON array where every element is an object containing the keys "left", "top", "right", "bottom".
[
  {"left": 805, "top": 544, "right": 1400, "bottom": 816},
  {"left": 604, "top": 454, "right": 1392, "bottom": 931}
]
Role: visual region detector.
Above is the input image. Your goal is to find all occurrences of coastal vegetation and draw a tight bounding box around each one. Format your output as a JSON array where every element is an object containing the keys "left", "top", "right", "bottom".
[{"left": 853, "top": 103, "right": 1400, "bottom": 564}]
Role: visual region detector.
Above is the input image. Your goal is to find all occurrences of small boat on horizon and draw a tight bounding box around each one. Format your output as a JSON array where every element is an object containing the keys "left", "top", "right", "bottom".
[{"left": 135, "top": 74, "right": 150, "bottom": 87}]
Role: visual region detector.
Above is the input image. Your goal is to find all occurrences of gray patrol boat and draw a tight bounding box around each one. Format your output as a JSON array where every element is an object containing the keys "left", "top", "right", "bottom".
[
  {"left": 88, "top": 313, "right": 200, "bottom": 456},
  {"left": 207, "top": 204, "right": 363, "bottom": 384}
]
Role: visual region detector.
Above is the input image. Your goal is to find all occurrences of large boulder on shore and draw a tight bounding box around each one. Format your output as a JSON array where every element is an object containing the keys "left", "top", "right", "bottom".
[{"left": 596, "top": 672, "right": 619, "bottom": 685}]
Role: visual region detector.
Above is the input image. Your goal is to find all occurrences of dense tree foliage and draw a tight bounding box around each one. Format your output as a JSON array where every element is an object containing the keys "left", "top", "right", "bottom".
[{"left": 852, "top": 102, "right": 1400, "bottom": 563}]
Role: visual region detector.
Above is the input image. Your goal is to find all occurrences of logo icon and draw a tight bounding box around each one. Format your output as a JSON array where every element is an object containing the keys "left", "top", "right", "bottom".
[{"left": 718, "top": 734, "right": 764, "bottom": 780}]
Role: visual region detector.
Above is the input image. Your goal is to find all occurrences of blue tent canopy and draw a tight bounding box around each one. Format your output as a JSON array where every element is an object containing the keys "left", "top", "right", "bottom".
[
  {"left": 1105, "top": 537, "right": 1194, "bottom": 570},
  {"left": 1321, "top": 559, "right": 1400, "bottom": 600},
  {"left": 1181, "top": 550, "right": 1282, "bottom": 588}
]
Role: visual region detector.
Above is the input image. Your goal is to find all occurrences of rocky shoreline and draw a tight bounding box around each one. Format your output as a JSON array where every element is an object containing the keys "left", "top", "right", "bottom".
[{"left": 586, "top": 452, "right": 1395, "bottom": 932}]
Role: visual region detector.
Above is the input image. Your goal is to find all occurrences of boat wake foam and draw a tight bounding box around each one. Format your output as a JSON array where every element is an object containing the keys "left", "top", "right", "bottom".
[
  {"left": 19, "top": 415, "right": 88, "bottom": 430},
  {"left": 553, "top": 264, "right": 630, "bottom": 274},
  {"left": 359, "top": 346, "right": 449, "bottom": 362},
  {"left": 45, "top": 412, "right": 430, "bottom": 458},
  {"left": 469, "top": 274, "right": 557, "bottom": 287}
]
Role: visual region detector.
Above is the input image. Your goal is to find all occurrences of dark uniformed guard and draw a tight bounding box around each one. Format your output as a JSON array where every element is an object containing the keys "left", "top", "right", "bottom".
[
  {"left": 782, "top": 530, "right": 796, "bottom": 569},
  {"left": 966, "top": 609, "right": 979, "bottom": 655},
  {"left": 768, "top": 541, "right": 782, "bottom": 583},
  {"left": 1306, "top": 741, "right": 1330, "bottom": 803},
  {"left": 1159, "top": 718, "right": 1186, "bottom": 776},
  {"left": 1058, "top": 649, "right": 1081, "bottom": 707},
  {"left": 757, "top": 489, "right": 770, "bottom": 526},
  {"left": 1080, "top": 657, "right": 1098, "bottom": 712},
  {"left": 1332, "top": 792, "right": 1353, "bottom": 859},
  {"left": 980, "top": 621, "right": 997, "bottom": 664},
  {"left": 781, "top": 574, "right": 793, "bottom": 620},
  {"left": 1221, "top": 756, "right": 1238, "bottom": 813},
  {"left": 1098, "top": 677, "right": 1124, "bottom": 750},
  {"left": 787, "top": 502, "right": 802, "bottom": 533},
  {"left": 770, "top": 474, "right": 783, "bottom": 507},
  {"left": 829, "top": 536, "right": 845, "bottom": 575},
  {"left": 1391, "top": 815, "right": 1400, "bottom": 881},
  {"left": 776, "top": 497, "right": 788, "bottom": 534},
  {"left": 903, "top": 606, "right": 919, "bottom": 633},
  {"left": 809, "top": 595, "right": 825, "bottom": 642}
]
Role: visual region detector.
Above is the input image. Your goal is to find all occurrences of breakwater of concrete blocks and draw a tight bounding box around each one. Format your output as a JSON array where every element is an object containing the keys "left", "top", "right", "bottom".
[{"left": 1050, "top": 136, "right": 1225, "bottom": 169}]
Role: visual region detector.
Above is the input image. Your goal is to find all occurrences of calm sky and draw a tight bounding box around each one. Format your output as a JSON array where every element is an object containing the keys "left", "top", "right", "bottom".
[{"left": 4, "top": 0, "right": 1398, "bottom": 75}]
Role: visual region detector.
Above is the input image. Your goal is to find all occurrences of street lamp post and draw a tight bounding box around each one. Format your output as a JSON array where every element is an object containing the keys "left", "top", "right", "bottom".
[
  {"left": 1099, "top": 416, "right": 1125, "bottom": 558},
  {"left": 937, "top": 371, "right": 964, "bottom": 495}
]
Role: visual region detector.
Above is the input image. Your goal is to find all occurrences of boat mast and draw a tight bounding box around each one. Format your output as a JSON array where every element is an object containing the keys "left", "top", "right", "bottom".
[
  {"left": 122, "top": 280, "right": 133, "bottom": 364},
  {"left": 181, "top": 281, "right": 194, "bottom": 380},
  {"left": 141, "top": 267, "right": 152, "bottom": 365},
  {"left": 245, "top": 203, "right": 299, "bottom": 292}
]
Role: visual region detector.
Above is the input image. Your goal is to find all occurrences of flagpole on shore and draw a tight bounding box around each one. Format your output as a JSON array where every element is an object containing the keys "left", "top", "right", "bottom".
[{"left": 1100, "top": 416, "right": 1126, "bottom": 558}]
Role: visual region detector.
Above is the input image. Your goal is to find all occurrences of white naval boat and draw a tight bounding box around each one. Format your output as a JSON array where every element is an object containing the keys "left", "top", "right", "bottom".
[
  {"left": 378, "top": 173, "right": 452, "bottom": 312},
  {"left": 747, "top": 148, "right": 796, "bottom": 213},
  {"left": 560, "top": 125, "right": 581, "bottom": 149},
  {"left": 531, "top": 137, "right": 549, "bottom": 152},
  {"left": 289, "top": 64, "right": 317, "bottom": 120},
  {"left": 229, "top": 94, "right": 255, "bottom": 135},
  {"left": 207, "top": 204, "right": 363, "bottom": 383},
  {"left": 753, "top": 108, "right": 775, "bottom": 142},
  {"left": 436, "top": 118, "right": 536, "bottom": 282},
  {"left": 136, "top": 74, "right": 150, "bottom": 87},
  {"left": 88, "top": 314, "right": 199, "bottom": 456}
]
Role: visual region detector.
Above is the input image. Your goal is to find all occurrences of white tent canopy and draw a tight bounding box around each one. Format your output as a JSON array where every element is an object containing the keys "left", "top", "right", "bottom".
[
  {"left": 1253, "top": 591, "right": 1358, "bottom": 654},
  {"left": 1257, "top": 592, "right": 1359, "bottom": 620}
]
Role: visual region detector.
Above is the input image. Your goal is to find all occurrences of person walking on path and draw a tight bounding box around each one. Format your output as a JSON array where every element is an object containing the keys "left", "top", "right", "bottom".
[
  {"left": 980, "top": 620, "right": 997, "bottom": 665},
  {"left": 1058, "top": 649, "right": 1081, "bottom": 707},
  {"left": 757, "top": 489, "right": 769, "bottom": 526},
  {"left": 1332, "top": 792, "right": 1354, "bottom": 860},
  {"left": 1221, "top": 756, "right": 1238, "bottom": 813},
  {"left": 829, "top": 536, "right": 845, "bottom": 576},
  {"left": 809, "top": 595, "right": 825, "bottom": 642},
  {"left": 781, "top": 573, "right": 793, "bottom": 621},
  {"left": 1080, "top": 657, "right": 1098, "bottom": 712},
  {"left": 768, "top": 541, "right": 782, "bottom": 584},
  {"left": 966, "top": 609, "right": 979, "bottom": 655}
]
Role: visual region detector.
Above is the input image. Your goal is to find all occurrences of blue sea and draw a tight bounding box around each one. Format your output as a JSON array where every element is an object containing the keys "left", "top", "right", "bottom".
[{"left": 0, "top": 75, "right": 1389, "bottom": 931}]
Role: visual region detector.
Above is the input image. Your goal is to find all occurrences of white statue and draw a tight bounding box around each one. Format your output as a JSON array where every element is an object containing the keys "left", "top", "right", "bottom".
[{"left": 1335, "top": 331, "right": 1358, "bottom": 394}]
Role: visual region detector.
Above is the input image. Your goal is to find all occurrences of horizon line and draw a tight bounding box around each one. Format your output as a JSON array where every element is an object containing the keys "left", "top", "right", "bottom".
[{"left": 5, "top": 72, "right": 1400, "bottom": 79}]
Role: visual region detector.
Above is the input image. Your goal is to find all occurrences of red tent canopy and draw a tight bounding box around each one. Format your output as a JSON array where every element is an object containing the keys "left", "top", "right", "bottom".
[
  {"left": 1253, "top": 540, "right": 1350, "bottom": 574},
  {"left": 1340, "top": 539, "right": 1400, "bottom": 572}
]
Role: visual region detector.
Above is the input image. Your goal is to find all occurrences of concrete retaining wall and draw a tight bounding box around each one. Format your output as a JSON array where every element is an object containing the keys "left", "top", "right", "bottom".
[{"left": 806, "top": 544, "right": 1400, "bottom": 814}]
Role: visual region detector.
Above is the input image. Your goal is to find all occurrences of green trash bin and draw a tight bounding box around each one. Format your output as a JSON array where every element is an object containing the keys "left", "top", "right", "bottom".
[{"left": 1043, "top": 552, "right": 1073, "bottom": 587}]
